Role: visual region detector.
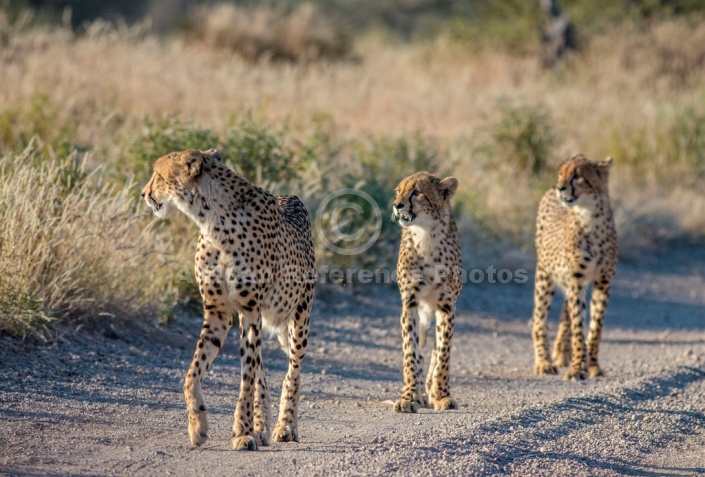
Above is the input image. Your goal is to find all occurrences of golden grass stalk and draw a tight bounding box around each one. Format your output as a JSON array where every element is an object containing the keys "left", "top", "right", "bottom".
[{"left": 0, "top": 143, "right": 177, "bottom": 336}]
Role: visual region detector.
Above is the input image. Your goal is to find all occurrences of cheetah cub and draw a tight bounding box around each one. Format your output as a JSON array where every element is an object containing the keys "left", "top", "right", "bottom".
[
  {"left": 532, "top": 154, "right": 617, "bottom": 380},
  {"left": 391, "top": 172, "right": 462, "bottom": 413}
]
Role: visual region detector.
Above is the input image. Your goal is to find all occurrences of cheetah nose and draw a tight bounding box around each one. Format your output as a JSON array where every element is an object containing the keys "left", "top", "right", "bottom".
[
  {"left": 556, "top": 186, "right": 567, "bottom": 192},
  {"left": 141, "top": 191, "right": 146, "bottom": 198},
  {"left": 394, "top": 202, "right": 404, "bottom": 210}
]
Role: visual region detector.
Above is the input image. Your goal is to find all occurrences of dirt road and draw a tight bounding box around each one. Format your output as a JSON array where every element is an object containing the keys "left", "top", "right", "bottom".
[{"left": 1, "top": 245, "right": 704, "bottom": 476}]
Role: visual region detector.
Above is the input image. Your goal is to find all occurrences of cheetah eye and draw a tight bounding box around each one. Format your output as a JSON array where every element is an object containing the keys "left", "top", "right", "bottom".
[{"left": 411, "top": 190, "right": 420, "bottom": 197}]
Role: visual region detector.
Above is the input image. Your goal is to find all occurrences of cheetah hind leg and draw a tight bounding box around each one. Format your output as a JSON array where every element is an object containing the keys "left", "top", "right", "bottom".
[
  {"left": 552, "top": 302, "right": 572, "bottom": 368},
  {"left": 272, "top": 301, "right": 310, "bottom": 442}
]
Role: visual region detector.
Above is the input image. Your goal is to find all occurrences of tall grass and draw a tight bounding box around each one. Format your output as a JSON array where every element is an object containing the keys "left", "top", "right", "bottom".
[
  {"left": 189, "top": 3, "right": 354, "bottom": 63},
  {"left": 0, "top": 145, "right": 176, "bottom": 337},
  {"left": 1, "top": 4, "right": 705, "bottom": 335}
]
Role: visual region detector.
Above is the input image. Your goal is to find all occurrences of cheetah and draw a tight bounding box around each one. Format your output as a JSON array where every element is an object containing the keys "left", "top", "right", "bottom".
[
  {"left": 141, "top": 149, "right": 315, "bottom": 450},
  {"left": 532, "top": 154, "right": 617, "bottom": 380},
  {"left": 391, "top": 172, "right": 462, "bottom": 413}
]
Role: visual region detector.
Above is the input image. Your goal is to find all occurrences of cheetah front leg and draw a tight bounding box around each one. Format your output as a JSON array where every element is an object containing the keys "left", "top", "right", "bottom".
[
  {"left": 232, "top": 310, "right": 263, "bottom": 451},
  {"left": 552, "top": 302, "right": 571, "bottom": 368},
  {"left": 565, "top": 281, "right": 588, "bottom": 380},
  {"left": 184, "top": 299, "right": 233, "bottom": 447},
  {"left": 425, "top": 346, "right": 437, "bottom": 406},
  {"left": 252, "top": 354, "right": 272, "bottom": 446},
  {"left": 272, "top": 295, "right": 312, "bottom": 443},
  {"left": 586, "top": 280, "right": 611, "bottom": 378},
  {"left": 429, "top": 305, "right": 457, "bottom": 411},
  {"left": 532, "top": 269, "right": 558, "bottom": 375},
  {"left": 393, "top": 305, "right": 425, "bottom": 413}
]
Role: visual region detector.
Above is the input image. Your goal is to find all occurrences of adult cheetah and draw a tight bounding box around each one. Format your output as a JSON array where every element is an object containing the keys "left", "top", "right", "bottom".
[
  {"left": 141, "top": 149, "right": 315, "bottom": 450},
  {"left": 391, "top": 172, "right": 462, "bottom": 413},
  {"left": 532, "top": 154, "right": 617, "bottom": 380}
]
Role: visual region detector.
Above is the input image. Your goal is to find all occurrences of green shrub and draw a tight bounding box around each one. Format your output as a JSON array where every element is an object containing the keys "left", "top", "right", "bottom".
[
  {"left": 221, "top": 115, "right": 299, "bottom": 184},
  {"left": 0, "top": 93, "right": 75, "bottom": 160},
  {"left": 126, "top": 115, "right": 306, "bottom": 186},
  {"left": 486, "top": 101, "right": 557, "bottom": 178},
  {"left": 126, "top": 116, "right": 220, "bottom": 182}
]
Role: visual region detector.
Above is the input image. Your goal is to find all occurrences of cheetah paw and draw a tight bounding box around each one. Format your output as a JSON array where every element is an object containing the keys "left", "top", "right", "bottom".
[
  {"left": 564, "top": 368, "right": 587, "bottom": 381},
  {"left": 272, "top": 423, "right": 299, "bottom": 443},
  {"left": 253, "top": 431, "right": 270, "bottom": 447},
  {"left": 534, "top": 361, "right": 558, "bottom": 376},
  {"left": 392, "top": 399, "right": 418, "bottom": 413},
  {"left": 552, "top": 349, "right": 571, "bottom": 368},
  {"left": 588, "top": 365, "right": 603, "bottom": 378},
  {"left": 187, "top": 412, "right": 209, "bottom": 447},
  {"left": 433, "top": 397, "right": 457, "bottom": 411},
  {"left": 232, "top": 435, "right": 259, "bottom": 451}
]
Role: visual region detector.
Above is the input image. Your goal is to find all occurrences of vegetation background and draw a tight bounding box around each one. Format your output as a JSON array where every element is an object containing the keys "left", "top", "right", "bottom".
[{"left": 1, "top": 0, "right": 705, "bottom": 336}]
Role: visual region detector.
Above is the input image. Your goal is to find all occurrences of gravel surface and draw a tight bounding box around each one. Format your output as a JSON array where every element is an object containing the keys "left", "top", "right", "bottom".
[{"left": 1, "top": 245, "right": 704, "bottom": 476}]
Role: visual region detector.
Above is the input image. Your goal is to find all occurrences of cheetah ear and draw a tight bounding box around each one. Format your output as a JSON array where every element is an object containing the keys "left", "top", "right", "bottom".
[
  {"left": 595, "top": 156, "right": 613, "bottom": 179},
  {"left": 181, "top": 149, "right": 204, "bottom": 180},
  {"left": 440, "top": 177, "right": 458, "bottom": 200},
  {"left": 203, "top": 149, "right": 222, "bottom": 161}
]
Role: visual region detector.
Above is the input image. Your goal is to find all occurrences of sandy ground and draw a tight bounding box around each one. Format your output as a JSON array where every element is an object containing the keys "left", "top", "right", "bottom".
[{"left": 1, "top": 243, "right": 704, "bottom": 476}]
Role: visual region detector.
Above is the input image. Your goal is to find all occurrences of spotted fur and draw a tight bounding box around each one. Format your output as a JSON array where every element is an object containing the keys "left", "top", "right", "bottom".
[
  {"left": 532, "top": 154, "right": 617, "bottom": 380},
  {"left": 391, "top": 172, "right": 462, "bottom": 413},
  {"left": 142, "top": 149, "right": 315, "bottom": 450}
]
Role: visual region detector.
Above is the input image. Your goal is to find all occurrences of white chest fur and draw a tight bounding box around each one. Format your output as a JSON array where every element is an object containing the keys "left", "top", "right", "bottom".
[
  {"left": 409, "top": 223, "right": 440, "bottom": 255},
  {"left": 572, "top": 204, "right": 595, "bottom": 230}
]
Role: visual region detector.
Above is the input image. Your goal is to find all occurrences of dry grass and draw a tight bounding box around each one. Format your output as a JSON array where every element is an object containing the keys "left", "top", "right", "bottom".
[
  {"left": 1, "top": 6, "right": 704, "bottom": 333},
  {"left": 0, "top": 144, "right": 177, "bottom": 336},
  {"left": 189, "top": 3, "right": 353, "bottom": 63}
]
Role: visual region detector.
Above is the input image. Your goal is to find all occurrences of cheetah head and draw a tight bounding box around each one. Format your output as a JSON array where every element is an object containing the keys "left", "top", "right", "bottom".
[
  {"left": 392, "top": 172, "right": 458, "bottom": 228},
  {"left": 555, "top": 154, "right": 613, "bottom": 207},
  {"left": 141, "top": 148, "right": 220, "bottom": 218}
]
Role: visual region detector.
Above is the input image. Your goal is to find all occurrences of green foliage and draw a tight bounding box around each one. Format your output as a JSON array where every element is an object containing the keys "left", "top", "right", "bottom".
[
  {"left": 127, "top": 116, "right": 219, "bottom": 182},
  {"left": 487, "top": 101, "right": 557, "bottom": 178},
  {"left": 221, "top": 115, "right": 298, "bottom": 183},
  {"left": 126, "top": 115, "right": 304, "bottom": 186},
  {"left": 0, "top": 93, "right": 75, "bottom": 159}
]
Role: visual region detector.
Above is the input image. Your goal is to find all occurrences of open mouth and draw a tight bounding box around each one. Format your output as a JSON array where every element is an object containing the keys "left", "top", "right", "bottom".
[{"left": 396, "top": 211, "right": 415, "bottom": 226}]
